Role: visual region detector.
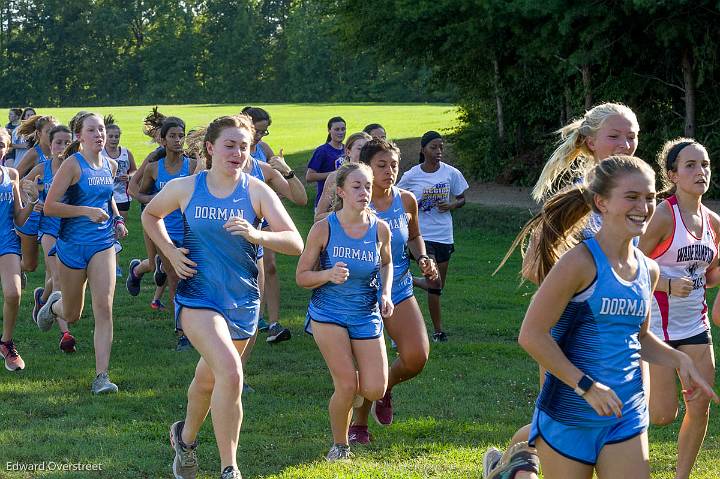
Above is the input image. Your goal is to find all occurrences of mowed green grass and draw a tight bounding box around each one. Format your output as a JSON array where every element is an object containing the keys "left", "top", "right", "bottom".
[{"left": 0, "top": 104, "right": 717, "bottom": 478}]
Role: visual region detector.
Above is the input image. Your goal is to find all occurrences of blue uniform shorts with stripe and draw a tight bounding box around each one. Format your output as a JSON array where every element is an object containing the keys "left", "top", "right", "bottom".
[
  {"left": 15, "top": 210, "right": 40, "bottom": 236},
  {"left": 175, "top": 295, "right": 259, "bottom": 341},
  {"left": 305, "top": 312, "right": 383, "bottom": 340},
  {"left": 529, "top": 407, "right": 648, "bottom": 465},
  {"left": 385, "top": 273, "right": 414, "bottom": 306},
  {"left": 54, "top": 239, "right": 115, "bottom": 270}
]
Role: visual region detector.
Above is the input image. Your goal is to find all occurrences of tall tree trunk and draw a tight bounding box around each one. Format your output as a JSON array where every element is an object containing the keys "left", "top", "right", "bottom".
[
  {"left": 682, "top": 48, "right": 695, "bottom": 138},
  {"left": 492, "top": 56, "right": 505, "bottom": 143},
  {"left": 582, "top": 64, "right": 592, "bottom": 109}
]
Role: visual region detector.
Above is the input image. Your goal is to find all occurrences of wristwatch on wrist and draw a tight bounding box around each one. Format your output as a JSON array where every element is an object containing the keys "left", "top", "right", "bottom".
[
  {"left": 574, "top": 374, "right": 595, "bottom": 396},
  {"left": 283, "top": 170, "right": 295, "bottom": 179}
]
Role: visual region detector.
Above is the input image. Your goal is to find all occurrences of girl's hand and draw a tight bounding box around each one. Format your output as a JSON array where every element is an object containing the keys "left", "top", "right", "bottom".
[
  {"left": 582, "top": 382, "right": 624, "bottom": 417},
  {"left": 419, "top": 256, "right": 438, "bottom": 280},
  {"left": 437, "top": 199, "right": 455, "bottom": 212},
  {"left": 117, "top": 174, "right": 129, "bottom": 182},
  {"left": 669, "top": 277, "right": 693, "bottom": 298},
  {"left": 327, "top": 261, "right": 349, "bottom": 284},
  {"left": 86, "top": 207, "right": 110, "bottom": 223},
  {"left": 677, "top": 352, "right": 719, "bottom": 403},
  {"left": 115, "top": 222, "right": 128, "bottom": 239},
  {"left": 224, "top": 216, "right": 262, "bottom": 244},
  {"left": 20, "top": 175, "right": 40, "bottom": 203},
  {"left": 33, "top": 200, "right": 44, "bottom": 212},
  {"left": 167, "top": 247, "right": 197, "bottom": 280},
  {"left": 268, "top": 148, "right": 292, "bottom": 176},
  {"left": 380, "top": 294, "right": 394, "bottom": 318}
]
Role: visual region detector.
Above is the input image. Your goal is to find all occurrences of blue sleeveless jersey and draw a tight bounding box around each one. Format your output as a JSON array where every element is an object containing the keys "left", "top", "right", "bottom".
[
  {"left": 34, "top": 144, "right": 49, "bottom": 165},
  {"left": 155, "top": 156, "right": 191, "bottom": 242},
  {"left": 176, "top": 171, "right": 261, "bottom": 313},
  {"left": 38, "top": 160, "right": 61, "bottom": 237},
  {"left": 251, "top": 145, "right": 267, "bottom": 162},
  {"left": 247, "top": 158, "right": 269, "bottom": 233},
  {"left": 537, "top": 237, "right": 651, "bottom": 426},
  {"left": 308, "top": 212, "right": 382, "bottom": 323},
  {"left": 0, "top": 166, "right": 20, "bottom": 255},
  {"left": 372, "top": 187, "right": 412, "bottom": 303},
  {"left": 59, "top": 153, "right": 114, "bottom": 245}
]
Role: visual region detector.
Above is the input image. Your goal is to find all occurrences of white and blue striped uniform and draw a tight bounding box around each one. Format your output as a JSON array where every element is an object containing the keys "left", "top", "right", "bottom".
[
  {"left": 0, "top": 166, "right": 20, "bottom": 256},
  {"left": 372, "top": 187, "right": 413, "bottom": 305},
  {"left": 529, "top": 237, "right": 651, "bottom": 464},
  {"left": 174, "top": 171, "right": 261, "bottom": 340},
  {"left": 305, "top": 212, "right": 383, "bottom": 339}
]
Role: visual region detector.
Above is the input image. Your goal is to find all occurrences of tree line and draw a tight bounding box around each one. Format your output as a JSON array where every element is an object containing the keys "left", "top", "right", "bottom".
[
  {"left": 0, "top": 0, "right": 448, "bottom": 107},
  {"left": 336, "top": 0, "right": 720, "bottom": 194}
]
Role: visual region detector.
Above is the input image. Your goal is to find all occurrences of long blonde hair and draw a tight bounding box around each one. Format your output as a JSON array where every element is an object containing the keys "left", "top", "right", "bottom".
[
  {"left": 532, "top": 102, "right": 638, "bottom": 202},
  {"left": 501, "top": 155, "right": 654, "bottom": 282}
]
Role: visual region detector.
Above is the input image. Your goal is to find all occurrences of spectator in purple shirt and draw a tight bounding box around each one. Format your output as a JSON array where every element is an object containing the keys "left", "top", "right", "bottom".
[{"left": 306, "top": 116, "right": 346, "bottom": 208}]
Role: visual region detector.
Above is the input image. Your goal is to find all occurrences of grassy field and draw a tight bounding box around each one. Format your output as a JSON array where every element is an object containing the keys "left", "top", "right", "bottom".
[{"left": 0, "top": 105, "right": 718, "bottom": 478}]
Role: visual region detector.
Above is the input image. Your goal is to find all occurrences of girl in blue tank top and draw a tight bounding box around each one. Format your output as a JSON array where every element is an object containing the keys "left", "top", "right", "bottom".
[
  {"left": 137, "top": 118, "right": 196, "bottom": 346},
  {"left": 514, "top": 156, "right": 717, "bottom": 478},
  {"left": 14, "top": 115, "right": 58, "bottom": 277},
  {"left": 346, "top": 139, "right": 439, "bottom": 443},
  {"left": 241, "top": 106, "right": 307, "bottom": 348},
  {"left": 142, "top": 115, "right": 302, "bottom": 478},
  {"left": 297, "top": 162, "right": 394, "bottom": 461},
  {"left": 40, "top": 113, "right": 128, "bottom": 395},
  {"left": 22, "top": 125, "right": 76, "bottom": 352},
  {"left": 0, "top": 134, "right": 39, "bottom": 372}
]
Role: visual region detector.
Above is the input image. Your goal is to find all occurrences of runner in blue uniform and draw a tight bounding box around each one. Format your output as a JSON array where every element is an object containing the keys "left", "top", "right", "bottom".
[
  {"left": 297, "top": 161, "right": 394, "bottom": 461},
  {"left": 14, "top": 115, "right": 58, "bottom": 278},
  {"left": 0, "top": 127, "right": 38, "bottom": 371},
  {"left": 515, "top": 156, "right": 716, "bottom": 478},
  {"left": 143, "top": 114, "right": 302, "bottom": 479},
  {"left": 348, "top": 139, "right": 438, "bottom": 443},
  {"left": 24, "top": 124, "right": 77, "bottom": 352},
  {"left": 37, "top": 112, "right": 128, "bottom": 395}
]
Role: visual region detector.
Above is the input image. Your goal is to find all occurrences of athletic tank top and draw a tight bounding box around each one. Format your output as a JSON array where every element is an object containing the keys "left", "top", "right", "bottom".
[
  {"left": 537, "top": 237, "right": 651, "bottom": 426},
  {"left": 248, "top": 157, "right": 265, "bottom": 182},
  {"left": 649, "top": 196, "right": 716, "bottom": 341},
  {"left": 251, "top": 144, "right": 267, "bottom": 162},
  {"left": 176, "top": 171, "right": 260, "bottom": 309},
  {"left": 0, "top": 166, "right": 15, "bottom": 232},
  {"left": 39, "top": 159, "right": 61, "bottom": 234},
  {"left": 34, "top": 144, "right": 49, "bottom": 165},
  {"left": 155, "top": 156, "right": 191, "bottom": 239},
  {"left": 372, "top": 187, "right": 410, "bottom": 286},
  {"left": 59, "top": 153, "right": 114, "bottom": 245},
  {"left": 308, "top": 212, "right": 381, "bottom": 322},
  {"left": 104, "top": 147, "right": 131, "bottom": 203}
]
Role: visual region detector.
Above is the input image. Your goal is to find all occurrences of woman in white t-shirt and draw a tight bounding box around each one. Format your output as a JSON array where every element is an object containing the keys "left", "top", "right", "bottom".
[{"left": 397, "top": 131, "right": 468, "bottom": 342}]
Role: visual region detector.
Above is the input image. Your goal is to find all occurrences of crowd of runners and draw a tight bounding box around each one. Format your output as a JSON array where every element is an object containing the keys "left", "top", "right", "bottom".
[{"left": 0, "top": 103, "right": 717, "bottom": 479}]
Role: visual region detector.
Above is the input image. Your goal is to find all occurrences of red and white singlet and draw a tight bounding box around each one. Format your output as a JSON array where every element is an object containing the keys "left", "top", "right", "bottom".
[{"left": 650, "top": 195, "right": 717, "bottom": 341}]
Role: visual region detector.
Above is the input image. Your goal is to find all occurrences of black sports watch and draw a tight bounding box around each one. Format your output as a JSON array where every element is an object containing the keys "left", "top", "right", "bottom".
[
  {"left": 574, "top": 374, "right": 595, "bottom": 396},
  {"left": 283, "top": 170, "right": 295, "bottom": 179}
]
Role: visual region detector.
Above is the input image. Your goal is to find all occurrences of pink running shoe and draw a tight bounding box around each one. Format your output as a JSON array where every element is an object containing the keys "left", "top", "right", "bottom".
[
  {"left": 348, "top": 425, "right": 372, "bottom": 445},
  {"left": 0, "top": 340, "right": 25, "bottom": 371},
  {"left": 150, "top": 299, "right": 166, "bottom": 311},
  {"left": 371, "top": 390, "right": 393, "bottom": 426},
  {"left": 59, "top": 332, "right": 76, "bottom": 353}
]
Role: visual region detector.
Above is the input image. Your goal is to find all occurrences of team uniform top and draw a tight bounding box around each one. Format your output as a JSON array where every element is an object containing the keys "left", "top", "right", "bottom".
[
  {"left": 536, "top": 237, "right": 651, "bottom": 426},
  {"left": 103, "top": 147, "right": 131, "bottom": 204},
  {"left": 175, "top": 171, "right": 261, "bottom": 314},
  {"left": 38, "top": 159, "right": 61, "bottom": 238},
  {"left": 154, "top": 156, "right": 191, "bottom": 244},
  {"left": 0, "top": 166, "right": 21, "bottom": 255},
  {"left": 251, "top": 145, "right": 267, "bottom": 162},
  {"left": 59, "top": 153, "right": 115, "bottom": 246},
  {"left": 308, "top": 212, "right": 382, "bottom": 324},
  {"left": 14, "top": 145, "right": 49, "bottom": 235},
  {"left": 372, "top": 186, "right": 413, "bottom": 304},
  {"left": 649, "top": 195, "right": 717, "bottom": 341}
]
